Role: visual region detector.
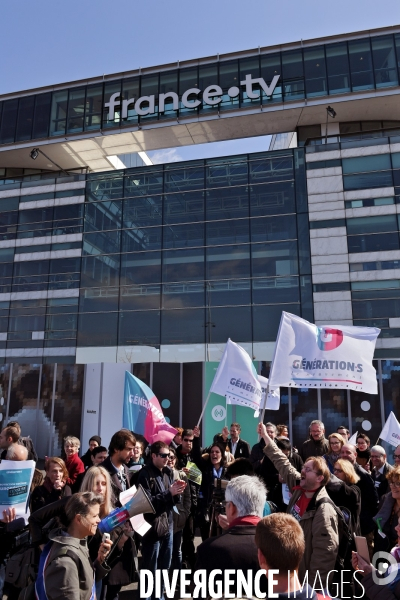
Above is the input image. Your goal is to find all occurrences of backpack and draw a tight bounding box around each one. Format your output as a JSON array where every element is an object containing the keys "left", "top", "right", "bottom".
[{"left": 315, "top": 497, "right": 354, "bottom": 571}]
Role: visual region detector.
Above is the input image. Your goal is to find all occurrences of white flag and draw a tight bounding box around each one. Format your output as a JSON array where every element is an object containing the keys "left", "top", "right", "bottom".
[
  {"left": 348, "top": 431, "right": 358, "bottom": 445},
  {"left": 210, "top": 339, "right": 262, "bottom": 411},
  {"left": 269, "top": 312, "right": 380, "bottom": 394},
  {"left": 379, "top": 412, "right": 400, "bottom": 448},
  {"left": 258, "top": 374, "right": 280, "bottom": 411}
]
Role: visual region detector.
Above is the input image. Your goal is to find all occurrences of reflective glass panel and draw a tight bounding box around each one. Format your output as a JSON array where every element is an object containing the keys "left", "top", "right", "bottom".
[
  {"left": 118, "top": 310, "right": 160, "bottom": 346},
  {"left": 163, "top": 222, "right": 204, "bottom": 248},
  {"left": 282, "top": 50, "right": 304, "bottom": 99},
  {"left": 206, "top": 186, "right": 248, "bottom": 221},
  {"left": 16, "top": 96, "right": 35, "bottom": 142},
  {"left": 162, "top": 247, "right": 204, "bottom": 282},
  {"left": 372, "top": 36, "right": 398, "bottom": 88},
  {"left": 121, "top": 77, "right": 139, "bottom": 124},
  {"left": 161, "top": 308, "right": 205, "bottom": 344},
  {"left": 348, "top": 40, "right": 374, "bottom": 91},
  {"left": 304, "top": 47, "right": 327, "bottom": 97},
  {"left": 250, "top": 181, "right": 295, "bottom": 217},
  {"left": 159, "top": 71, "right": 178, "bottom": 120},
  {"left": 85, "top": 85, "right": 103, "bottom": 131},
  {"left": 210, "top": 306, "right": 252, "bottom": 343},
  {"left": 50, "top": 90, "right": 68, "bottom": 136},
  {"left": 260, "top": 53, "right": 282, "bottom": 103},
  {"left": 240, "top": 56, "right": 261, "bottom": 107},
  {"left": 122, "top": 227, "right": 161, "bottom": 252},
  {"left": 219, "top": 60, "right": 239, "bottom": 112},
  {"left": 163, "top": 191, "right": 204, "bottom": 224},
  {"left": 206, "top": 244, "right": 250, "bottom": 280},
  {"left": 250, "top": 214, "right": 297, "bottom": 242},
  {"left": 206, "top": 218, "right": 249, "bottom": 245},
  {"left": 252, "top": 240, "right": 298, "bottom": 277},
  {"left": 0, "top": 99, "right": 18, "bottom": 144},
  {"left": 124, "top": 194, "right": 163, "bottom": 227},
  {"left": 326, "top": 43, "right": 351, "bottom": 94},
  {"left": 32, "top": 93, "right": 51, "bottom": 139},
  {"left": 120, "top": 251, "right": 161, "bottom": 285},
  {"left": 139, "top": 75, "right": 159, "bottom": 122},
  {"left": 67, "top": 88, "right": 85, "bottom": 133}
]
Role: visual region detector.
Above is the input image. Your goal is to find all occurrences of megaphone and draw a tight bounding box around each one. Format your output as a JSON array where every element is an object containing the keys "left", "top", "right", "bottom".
[{"left": 98, "top": 484, "right": 155, "bottom": 534}]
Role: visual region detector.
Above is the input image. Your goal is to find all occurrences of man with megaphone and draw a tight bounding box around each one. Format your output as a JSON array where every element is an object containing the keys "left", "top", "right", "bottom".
[{"left": 136, "top": 440, "right": 187, "bottom": 600}]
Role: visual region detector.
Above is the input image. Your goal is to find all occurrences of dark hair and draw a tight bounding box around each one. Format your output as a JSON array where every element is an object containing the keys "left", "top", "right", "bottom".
[
  {"left": 275, "top": 438, "right": 291, "bottom": 453},
  {"left": 92, "top": 445, "right": 107, "bottom": 458},
  {"left": 230, "top": 422, "right": 241, "bottom": 431},
  {"left": 108, "top": 429, "right": 136, "bottom": 455},
  {"left": 65, "top": 491, "right": 103, "bottom": 525},
  {"left": 357, "top": 433, "right": 370, "bottom": 445},
  {"left": 2, "top": 426, "right": 19, "bottom": 443},
  {"left": 89, "top": 435, "right": 101, "bottom": 446},
  {"left": 209, "top": 442, "right": 227, "bottom": 467},
  {"left": 150, "top": 441, "right": 169, "bottom": 455},
  {"left": 337, "top": 426, "right": 349, "bottom": 434},
  {"left": 182, "top": 429, "right": 194, "bottom": 439},
  {"left": 168, "top": 447, "right": 177, "bottom": 458},
  {"left": 226, "top": 458, "right": 254, "bottom": 479}
]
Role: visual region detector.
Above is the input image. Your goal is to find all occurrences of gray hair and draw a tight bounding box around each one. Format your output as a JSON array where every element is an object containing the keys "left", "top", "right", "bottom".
[
  {"left": 6, "top": 443, "right": 28, "bottom": 460},
  {"left": 310, "top": 420, "right": 325, "bottom": 430},
  {"left": 64, "top": 436, "right": 80, "bottom": 449},
  {"left": 265, "top": 422, "right": 277, "bottom": 432},
  {"left": 370, "top": 445, "right": 386, "bottom": 456},
  {"left": 225, "top": 475, "right": 266, "bottom": 518}
]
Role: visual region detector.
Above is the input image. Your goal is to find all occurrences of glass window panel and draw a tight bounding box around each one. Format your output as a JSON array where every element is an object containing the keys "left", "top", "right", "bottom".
[
  {"left": 294, "top": 148, "right": 308, "bottom": 214},
  {"left": 342, "top": 153, "right": 391, "bottom": 173},
  {"left": 206, "top": 218, "right": 249, "bottom": 245},
  {"left": 347, "top": 214, "right": 398, "bottom": 234},
  {"left": 46, "top": 313, "right": 78, "bottom": 331},
  {"left": 207, "top": 279, "right": 251, "bottom": 307},
  {"left": 326, "top": 43, "right": 351, "bottom": 94},
  {"left": 77, "top": 311, "right": 118, "bottom": 345},
  {"left": 87, "top": 176, "right": 124, "bottom": 201},
  {"left": 102, "top": 81, "right": 122, "bottom": 128},
  {"left": 84, "top": 200, "right": 122, "bottom": 231},
  {"left": 249, "top": 156, "right": 293, "bottom": 184},
  {"left": 282, "top": 50, "right": 304, "bottom": 99},
  {"left": 79, "top": 288, "right": 119, "bottom": 312},
  {"left": 395, "top": 34, "right": 400, "bottom": 77},
  {"left": 252, "top": 303, "right": 301, "bottom": 341},
  {"left": 163, "top": 247, "right": 204, "bottom": 282},
  {"left": 381, "top": 360, "right": 400, "bottom": 460},
  {"left": 164, "top": 222, "right": 204, "bottom": 248},
  {"left": 347, "top": 232, "right": 399, "bottom": 253},
  {"left": 260, "top": 53, "right": 282, "bottom": 103},
  {"left": 161, "top": 308, "right": 205, "bottom": 344},
  {"left": 251, "top": 214, "right": 297, "bottom": 242},
  {"left": 83, "top": 230, "right": 121, "bottom": 255},
  {"left": 252, "top": 240, "right": 298, "bottom": 277},
  {"left": 8, "top": 314, "right": 46, "bottom": 332},
  {"left": 206, "top": 186, "right": 248, "bottom": 220},
  {"left": 206, "top": 160, "right": 248, "bottom": 188},
  {"left": 120, "top": 251, "right": 161, "bottom": 285},
  {"left": 164, "top": 166, "right": 204, "bottom": 193},
  {"left": 252, "top": 276, "right": 300, "bottom": 304},
  {"left": 50, "top": 90, "right": 68, "bottom": 136},
  {"left": 123, "top": 194, "right": 163, "bottom": 228},
  {"left": 206, "top": 244, "right": 250, "bottom": 280},
  {"left": 162, "top": 281, "right": 204, "bottom": 308},
  {"left": 119, "top": 310, "right": 160, "bottom": 346},
  {"left": 291, "top": 388, "right": 318, "bottom": 448},
  {"left": 372, "top": 36, "right": 398, "bottom": 88},
  {"left": 120, "top": 284, "right": 160, "bottom": 310},
  {"left": 240, "top": 56, "right": 261, "bottom": 107},
  {"left": 81, "top": 254, "right": 120, "bottom": 288},
  {"left": 32, "top": 93, "right": 51, "bottom": 139},
  {"left": 159, "top": 71, "right": 178, "bottom": 120},
  {"left": 67, "top": 87, "right": 85, "bottom": 133},
  {"left": 250, "top": 181, "right": 295, "bottom": 217},
  {"left": 18, "top": 207, "right": 53, "bottom": 225},
  {"left": 15, "top": 96, "right": 35, "bottom": 141},
  {"left": 199, "top": 64, "right": 219, "bottom": 115},
  {"left": 392, "top": 153, "right": 400, "bottom": 169},
  {"left": 121, "top": 77, "right": 139, "bottom": 124},
  {"left": 139, "top": 74, "right": 159, "bottom": 122},
  {"left": 348, "top": 40, "right": 374, "bottom": 91},
  {"left": 219, "top": 60, "right": 239, "bottom": 112},
  {"left": 210, "top": 306, "right": 252, "bottom": 343},
  {"left": 0, "top": 210, "right": 18, "bottom": 240},
  {"left": 0, "top": 197, "right": 19, "bottom": 211},
  {"left": 122, "top": 226, "right": 161, "bottom": 252},
  {"left": 0, "top": 99, "right": 18, "bottom": 144},
  {"left": 179, "top": 67, "right": 199, "bottom": 116},
  {"left": 163, "top": 191, "right": 204, "bottom": 225},
  {"left": 304, "top": 47, "right": 327, "bottom": 97},
  {"left": 49, "top": 364, "right": 84, "bottom": 456},
  {"left": 124, "top": 172, "right": 163, "bottom": 198},
  {"left": 84, "top": 84, "right": 103, "bottom": 131},
  {"left": 0, "top": 249, "right": 15, "bottom": 262},
  {"left": 343, "top": 171, "right": 393, "bottom": 191},
  {"left": 352, "top": 298, "right": 400, "bottom": 319}
]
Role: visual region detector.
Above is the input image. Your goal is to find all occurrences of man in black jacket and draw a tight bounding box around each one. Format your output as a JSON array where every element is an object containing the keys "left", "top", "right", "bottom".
[
  {"left": 227, "top": 423, "right": 251, "bottom": 459},
  {"left": 102, "top": 429, "right": 136, "bottom": 502},
  {"left": 299, "top": 420, "right": 329, "bottom": 461},
  {"left": 136, "top": 441, "right": 185, "bottom": 600},
  {"left": 370, "top": 444, "right": 393, "bottom": 498}
]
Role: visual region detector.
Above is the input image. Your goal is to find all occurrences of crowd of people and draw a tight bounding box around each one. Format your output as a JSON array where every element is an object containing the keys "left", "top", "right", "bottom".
[{"left": 0, "top": 419, "right": 400, "bottom": 599}]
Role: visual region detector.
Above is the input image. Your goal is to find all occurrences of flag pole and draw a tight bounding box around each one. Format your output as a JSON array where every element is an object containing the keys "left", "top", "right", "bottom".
[{"left": 196, "top": 390, "right": 212, "bottom": 428}]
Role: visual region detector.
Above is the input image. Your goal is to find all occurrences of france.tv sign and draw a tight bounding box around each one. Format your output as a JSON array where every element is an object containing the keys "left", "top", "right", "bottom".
[{"left": 104, "top": 74, "right": 280, "bottom": 120}]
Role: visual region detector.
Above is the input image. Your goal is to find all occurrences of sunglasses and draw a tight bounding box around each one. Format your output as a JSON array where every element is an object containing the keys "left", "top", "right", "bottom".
[
  {"left": 183, "top": 438, "right": 193, "bottom": 443},
  {"left": 167, "top": 455, "right": 176, "bottom": 460},
  {"left": 157, "top": 453, "right": 169, "bottom": 458}
]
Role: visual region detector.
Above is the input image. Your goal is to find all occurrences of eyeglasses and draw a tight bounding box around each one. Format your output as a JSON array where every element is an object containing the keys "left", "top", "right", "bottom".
[
  {"left": 157, "top": 453, "right": 169, "bottom": 459},
  {"left": 303, "top": 467, "right": 318, "bottom": 474},
  {"left": 389, "top": 481, "right": 400, "bottom": 489},
  {"left": 183, "top": 438, "right": 193, "bottom": 443},
  {"left": 167, "top": 455, "right": 175, "bottom": 461},
  {"left": 333, "top": 468, "right": 343, "bottom": 473},
  {"left": 221, "top": 500, "right": 231, "bottom": 507},
  {"left": 394, "top": 454, "right": 400, "bottom": 460}
]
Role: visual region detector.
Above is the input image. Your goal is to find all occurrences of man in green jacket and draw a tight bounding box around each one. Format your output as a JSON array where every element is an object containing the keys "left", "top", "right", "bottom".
[{"left": 257, "top": 423, "right": 339, "bottom": 586}]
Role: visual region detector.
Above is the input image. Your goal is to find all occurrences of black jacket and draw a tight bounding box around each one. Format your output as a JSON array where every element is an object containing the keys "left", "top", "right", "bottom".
[
  {"left": 30, "top": 481, "right": 72, "bottom": 514},
  {"left": 372, "top": 462, "right": 393, "bottom": 498},
  {"left": 227, "top": 438, "right": 250, "bottom": 459},
  {"left": 191, "top": 436, "right": 228, "bottom": 509},
  {"left": 354, "top": 462, "right": 379, "bottom": 534},
  {"left": 299, "top": 437, "right": 329, "bottom": 461},
  {"left": 175, "top": 444, "right": 198, "bottom": 510},
  {"left": 101, "top": 456, "right": 132, "bottom": 505}
]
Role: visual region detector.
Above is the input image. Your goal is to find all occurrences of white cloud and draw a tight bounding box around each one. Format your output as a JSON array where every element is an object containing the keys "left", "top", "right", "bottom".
[{"left": 147, "top": 148, "right": 183, "bottom": 164}]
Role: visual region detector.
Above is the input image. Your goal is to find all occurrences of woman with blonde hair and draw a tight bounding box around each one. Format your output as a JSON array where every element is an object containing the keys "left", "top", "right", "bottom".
[
  {"left": 323, "top": 432, "right": 345, "bottom": 473},
  {"left": 80, "top": 466, "right": 113, "bottom": 518},
  {"left": 333, "top": 458, "right": 361, "bottom": 534}
]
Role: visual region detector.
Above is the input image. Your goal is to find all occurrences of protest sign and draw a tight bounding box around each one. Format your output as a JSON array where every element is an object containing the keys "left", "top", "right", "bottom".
[
  {"left": 379, "top": 412, "right": 400, "bottom": 448},
  {"left": 0, "top": 460, "right": 35, "bottom": 521}
]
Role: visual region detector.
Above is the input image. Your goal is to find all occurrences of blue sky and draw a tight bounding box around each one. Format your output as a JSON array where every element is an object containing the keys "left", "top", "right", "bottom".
[{"left": 1, "top": 1, "right": 400, "bottom": 163}]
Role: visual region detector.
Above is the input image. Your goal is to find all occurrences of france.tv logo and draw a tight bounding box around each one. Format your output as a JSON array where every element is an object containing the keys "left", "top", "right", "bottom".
[{"left": 316, "top": 327, "right": 344, "bottom": 351}]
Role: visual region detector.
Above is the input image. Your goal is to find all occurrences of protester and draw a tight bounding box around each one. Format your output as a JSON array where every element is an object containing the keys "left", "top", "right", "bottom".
[
  {"left": 323, "top": 432, "right": 345, "bottom": 473},
  {"left": 42, "top": 492, "right": 112, "bottom": 600},
  {"left": 81, "top": 435, "right": 102, "bottom": 469},
  {"left": 170, "top": 427, "right": 183, "bottom": 450},
  {"left": 373, "top": 464, "right": 400, "bottom": 553},
  {"left": 7, "top": 420, "right": 38, "bottom": 461},
  {"left": 225, "top": 422, "right": 250, "bottom": 459},
  {"left": 191, "top": 434, "right": 229, "bottom": 540},
  {"left": 5, "top": 443, "right": 28, "bottom": 460},
  {"left": 356, "top": 433, "right": 371, "bottom": 469},
  {"left": 395, "top": 445, "right": 400, "bottom": 467},
  {"left": 0, "top": 426, "right": 20, "bottom": 460},
  {"left": 337, "top": 426, "right": 350, "bottom": 442},
  {"left": 167, "top": 448, "right": 191, "bottom": 570},
  {"left": 332, "top": 458, "right": 361, "bottom": 534},
  {"left": 195, "top": 475, "right": 267, "bottom": 593},
  {"left": 128, "top": 439, "right": 145, "bottom": 468},
  {"left": 102, "top": 429, "right": 136, "bottom": 501},
  {"left": 256, "top": 513, "right": 325, "bottom": 600},
  {"left": 276, "top": 424, "right": 289, "bottom": 438},
  {"left": 299, "top": 420, "right": 329, "bottom": 461},
  {"left": 30, "top": 457, "right": 72, "bottom": 513},
  {"left": 249, "top": 422, "right": 280, "bottom": 491},
  {"left": 64, "top": 436, "right": 85, "bottom": 487},
  {"left": 91, "top": 445, "right": 108, "bottom": 466},
  {"left": 257, "top": 422, "right": 339, "bottom": 582},
  {"left": 136, "top": 441, "right": 186, "bottom": 600},
  {"left": 268, "top": 438, "right": 303, "bottom": 511},
  {"left": 370, "top": 444, "right": 393, "bottom": 498}
]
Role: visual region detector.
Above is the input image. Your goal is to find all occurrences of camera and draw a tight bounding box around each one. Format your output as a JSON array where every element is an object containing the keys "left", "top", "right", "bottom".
[{"left": 208, "top": 478, "right": 228, "bottom": 538}]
